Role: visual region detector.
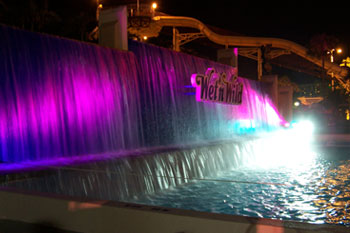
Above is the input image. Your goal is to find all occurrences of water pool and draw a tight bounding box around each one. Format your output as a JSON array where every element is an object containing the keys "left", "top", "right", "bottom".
[
  {"left": 128, "top": 147, "right": 350, "bottom": 225},
  {"left": 2, "top": 144, "right": 350, "bottom": 226}
]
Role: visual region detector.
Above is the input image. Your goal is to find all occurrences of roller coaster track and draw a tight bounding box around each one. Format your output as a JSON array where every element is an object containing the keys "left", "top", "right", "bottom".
[{"left": 148, "top": 15, "right": 349, "bottom": 92}]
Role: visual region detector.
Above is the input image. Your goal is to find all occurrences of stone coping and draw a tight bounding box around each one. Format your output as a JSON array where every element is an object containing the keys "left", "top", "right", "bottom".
[{"left": 0, "top": 187, "right": 349, "bottom": 233}]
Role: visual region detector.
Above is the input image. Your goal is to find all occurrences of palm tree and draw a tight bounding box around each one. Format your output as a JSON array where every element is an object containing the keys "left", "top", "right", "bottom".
[
  {"left": 2, "top": 0, "right": 60, "bottom": 32},
  {"left": 0, "top": 0, "right": 7, "bottom": 19},
  {"left": 0, "top": 0, "right": 6, "bottom": 9},
  {"left": 26, "top": 0, "right": 61, "bottom": 32},
  {"left": 308, "top": 34, "right": 339, "bottom": 83},
  {"left": 309, "top": 33, "right": 339, "bottom": 57}
]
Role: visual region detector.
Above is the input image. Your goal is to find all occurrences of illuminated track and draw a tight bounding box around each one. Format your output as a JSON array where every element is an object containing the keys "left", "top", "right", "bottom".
[{"left": 150, "top": 15, "right": 349, "bottom": 91}]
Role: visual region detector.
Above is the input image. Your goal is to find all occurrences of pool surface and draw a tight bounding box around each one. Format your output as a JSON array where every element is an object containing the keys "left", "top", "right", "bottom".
[
  {"left": 2, "top": 144, "right": 350, "bottom": 226},
  {"left": 129, "top": 147, "right": 350, "bottom": 225}
]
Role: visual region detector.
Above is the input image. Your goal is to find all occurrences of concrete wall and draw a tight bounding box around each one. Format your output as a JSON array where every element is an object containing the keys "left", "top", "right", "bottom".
[
  {"left": 262, "top": 75, "right": 294, "bottom": 122},
  {"left": 261, "top": 75, "right": 279, "bottom": 108},
  {"left": 0, "top": 190, "right": 346, "bottom": 233},
  {"left": 99, "top": 6, "right": 128, "bottom": 50},
  {"left": 278, "top": 85, "right": 294, "bottom": 122}
]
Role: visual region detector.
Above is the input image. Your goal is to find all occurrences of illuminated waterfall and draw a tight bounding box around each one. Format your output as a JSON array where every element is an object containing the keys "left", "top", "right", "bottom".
[{"left": 0, "top": 25, "right": 283, "bottom": 163}]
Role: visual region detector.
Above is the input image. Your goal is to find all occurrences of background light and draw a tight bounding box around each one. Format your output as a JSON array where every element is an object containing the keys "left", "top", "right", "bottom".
[
  {"left": 152, "top": 2, "right": 157, "bottom": 9},
  {"left": 249, "top": 120, "right": 316, "bottom": 169}
]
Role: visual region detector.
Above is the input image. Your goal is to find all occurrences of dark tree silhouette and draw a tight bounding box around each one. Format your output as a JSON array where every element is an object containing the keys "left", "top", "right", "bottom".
[
  {"left": 0, "top": 0, "right": 97, "bottom": 41},
  {"left": 308, "top": 33, "right": 339, "bottom": 57}
]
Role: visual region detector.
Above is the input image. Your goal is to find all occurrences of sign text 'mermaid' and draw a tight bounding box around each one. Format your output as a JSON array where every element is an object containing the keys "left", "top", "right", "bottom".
[{"left": 191, "top": 68, "right": 243, "bottom": 105}]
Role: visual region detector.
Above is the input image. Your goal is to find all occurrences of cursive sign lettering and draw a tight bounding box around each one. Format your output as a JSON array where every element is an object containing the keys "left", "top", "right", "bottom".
[{"left": 191, "top": 68, "right": 243, "bottom": 105}]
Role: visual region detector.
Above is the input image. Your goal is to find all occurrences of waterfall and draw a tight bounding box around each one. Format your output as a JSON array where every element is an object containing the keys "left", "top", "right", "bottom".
[
  {"left": 0, "top": 25, "right": 283, "bottom": 163},
  {"left": 129, "top": 41, "right": 283, "bottom": 146},
  {"left": 2, "top": 138, "right": 264, "bottom": 200},
  {"left": 0, "top": 26, "right": 143, "bottom": 162}
]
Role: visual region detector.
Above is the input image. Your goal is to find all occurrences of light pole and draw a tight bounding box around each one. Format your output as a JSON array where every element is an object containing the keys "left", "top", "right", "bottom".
[
  {"left": 151, "top": 2, "right": 157, "bottom": 17},
  {"left": 328, "top": 48, "right": 342, "bottom": 91},
  {"left": 96, "top": 0, "right": 103, "bottom": 21},
  {"left": 328, "top": 48, "right": 342, "bottom": 63}
]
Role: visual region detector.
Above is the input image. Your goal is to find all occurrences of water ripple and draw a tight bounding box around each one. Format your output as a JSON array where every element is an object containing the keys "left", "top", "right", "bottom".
[{"left": 132, "top": 156, "right": 350, "bottom": 225}]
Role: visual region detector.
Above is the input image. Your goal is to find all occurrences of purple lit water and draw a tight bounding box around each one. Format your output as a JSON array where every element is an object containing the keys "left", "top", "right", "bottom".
[
  {"left": 0, "top": 25, "right": 283, "bottom": 164},
  {"left": 0, "top": 26, "right": 143, "bottom": 162}
]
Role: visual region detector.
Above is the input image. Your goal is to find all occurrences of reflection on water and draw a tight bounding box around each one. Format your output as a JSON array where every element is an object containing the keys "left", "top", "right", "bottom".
[
  {"left": 129, "top": 151, "right": 350, "bottom": 225},
  {"left": 314, "top": 161, "right": 350, "bottom": 225},
  {"left": 2, "top": 143, "right": 350, "bottom": 225}
]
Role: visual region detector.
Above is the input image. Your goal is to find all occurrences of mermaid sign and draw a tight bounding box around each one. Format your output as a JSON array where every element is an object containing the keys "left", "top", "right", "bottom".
[{"left": 191, "top": 68, "right": 243, "bottom": 105}]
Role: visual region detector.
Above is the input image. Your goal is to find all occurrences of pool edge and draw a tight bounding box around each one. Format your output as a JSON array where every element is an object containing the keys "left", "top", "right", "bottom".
[{"left": 0, "top": 188, "right": 348, "bottom": 233}]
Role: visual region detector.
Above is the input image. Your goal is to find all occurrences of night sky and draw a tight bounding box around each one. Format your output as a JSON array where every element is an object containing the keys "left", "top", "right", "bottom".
[
  {"left": 159, "top": 3, "right": 350, "bottom": 54},
  {"left": 1, "top": 1, "right": 348, "bottom": 41},
  {"left": 1, "top": 1, "right": 350, "bottom": 60}
]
